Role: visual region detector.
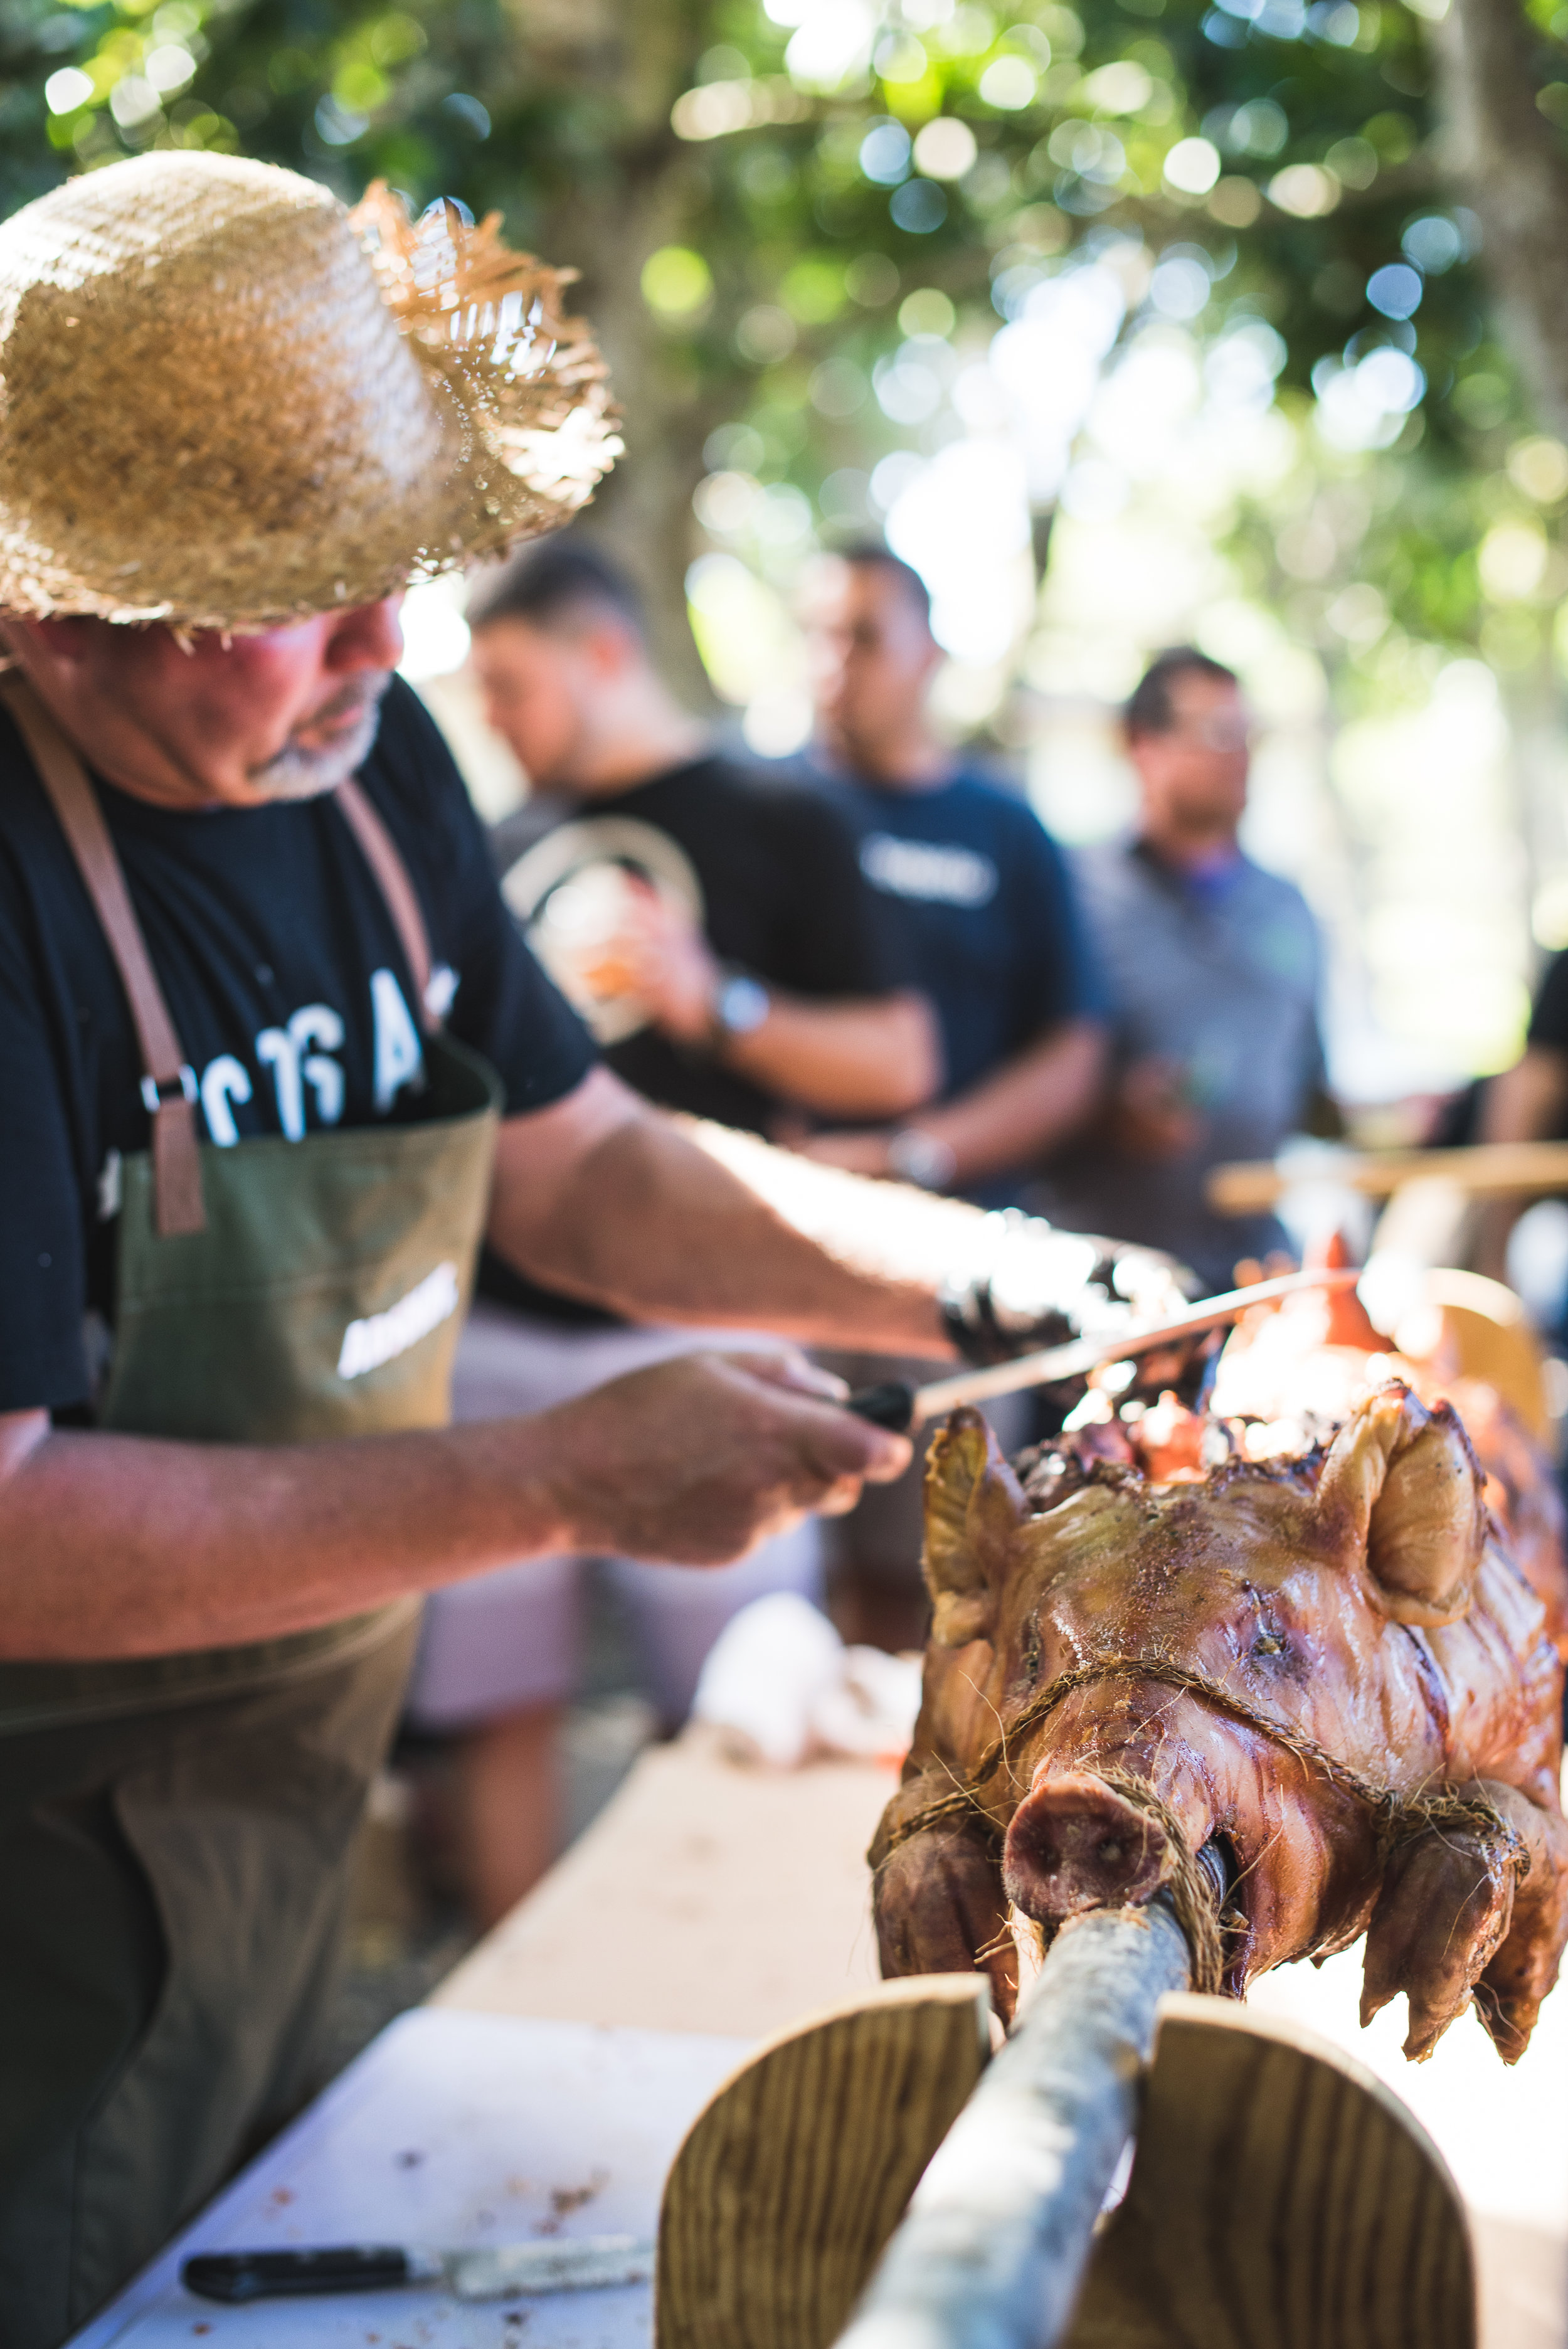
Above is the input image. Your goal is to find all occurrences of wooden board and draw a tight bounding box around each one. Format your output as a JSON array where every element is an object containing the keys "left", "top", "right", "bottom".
[
  {"left": 1065, "top": 1994, "right": 1474, "bottom": 2349},
  {"left": 656, "top": 1974, "right": 989, "bottom": 2349},
  {"left": 432, "top": 1726, "right": 896, "bottom": 2039}
]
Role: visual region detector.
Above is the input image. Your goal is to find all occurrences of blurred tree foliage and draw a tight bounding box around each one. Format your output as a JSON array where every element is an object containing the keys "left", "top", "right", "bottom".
[{"left": 3, "top": 0, "right": 1567, "bottom": 700}]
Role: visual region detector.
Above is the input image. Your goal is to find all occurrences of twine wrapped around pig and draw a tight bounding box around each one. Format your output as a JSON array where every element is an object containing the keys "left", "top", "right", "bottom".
[{"left": 872, "top": 1371, "right": 1568, "bottom": 2065}]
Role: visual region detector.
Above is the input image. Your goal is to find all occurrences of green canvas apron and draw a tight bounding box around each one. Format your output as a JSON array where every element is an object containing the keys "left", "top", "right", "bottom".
[{"left": 0, "top": 680, "right": 501, "bottom": 2349}]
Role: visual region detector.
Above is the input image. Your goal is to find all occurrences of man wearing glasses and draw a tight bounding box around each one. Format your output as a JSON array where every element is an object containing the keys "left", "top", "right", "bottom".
[{"left": 1041, "top": 647, "right": 1335, "bottom": 1288}]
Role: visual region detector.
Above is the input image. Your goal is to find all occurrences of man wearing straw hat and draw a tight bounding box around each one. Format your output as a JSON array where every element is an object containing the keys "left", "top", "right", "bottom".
[{"left": 0, "top": 152, "right": 1179, "bottom": 2343}]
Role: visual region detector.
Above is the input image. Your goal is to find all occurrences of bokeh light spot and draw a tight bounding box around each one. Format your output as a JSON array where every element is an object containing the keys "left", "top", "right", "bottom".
[{"left": 1163, "top": 137, "right": 1221, "bottom": 194}]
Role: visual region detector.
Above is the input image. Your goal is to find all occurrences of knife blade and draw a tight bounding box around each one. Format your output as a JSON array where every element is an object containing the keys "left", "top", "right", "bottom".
[
  {"left": 847, "top": 1265, "right": 1362, "bottom": 1433},
  {"left": 181, "top": 2235, "right": 656, "bottom": 2304}
]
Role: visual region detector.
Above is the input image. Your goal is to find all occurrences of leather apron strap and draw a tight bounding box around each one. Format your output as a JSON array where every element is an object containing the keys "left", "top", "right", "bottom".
[
  {"left": 1, "top": 674, "right": 204, "bottom": 1237},
  {"left": 1, "top": 673, "right": 439, "bottom": 1234},
  {"left": 336, "top": 775, "right": 435, "bottom": 1034}
]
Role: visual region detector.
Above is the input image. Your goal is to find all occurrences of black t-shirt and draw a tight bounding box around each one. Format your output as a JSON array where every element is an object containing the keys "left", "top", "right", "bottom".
[
  {"left": 1522, "top": 949, "right": 1568, "bottom": 1147},
  {"left": 817, "top": 768, "right": 1104, "bottom": 1103},
  {"left": 0, "top": 677, "right": 595, "bottom": 1416},
  {"left": 1530, "top": 950, "right": 1568, "bottom": 1066},
  {"left": 489, "top": 754, "right": 909, "bottom": 1133}
]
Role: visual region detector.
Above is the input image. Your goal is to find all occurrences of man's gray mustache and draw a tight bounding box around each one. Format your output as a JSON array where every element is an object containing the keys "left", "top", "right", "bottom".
[
  {"left": 295, "top": 672, "right": 393, "bottom": 739},
  {"left": 246, "top": 672, "right": 393, "bottom": 800}
]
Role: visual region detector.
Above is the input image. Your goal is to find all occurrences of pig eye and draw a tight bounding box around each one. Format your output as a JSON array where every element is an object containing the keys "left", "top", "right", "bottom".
[
  {"left": 1253, "top": 1630, "right": 1285, "bottom": 1657},
  {"left": 1198, "top": 1833, "right": 1238, "bottom": 1904},
  {"left": 1022, "top": 1621, "right": 1042, "bottom": 1680}
]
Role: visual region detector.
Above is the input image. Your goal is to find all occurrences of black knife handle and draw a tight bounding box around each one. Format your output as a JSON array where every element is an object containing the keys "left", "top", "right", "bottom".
[
  {"left": 183, "top": 2247, "right": 412, "bottom": 2303},
  {"left": 847, "top": 1381, "right": 916, "bottom": 1433}
]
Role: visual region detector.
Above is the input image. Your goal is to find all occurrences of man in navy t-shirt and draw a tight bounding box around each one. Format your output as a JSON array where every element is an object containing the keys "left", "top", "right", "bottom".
[
  {"left": 795, "top": 544, "right": 1108, "bottom": 1645},
  {"left": 797, "top": 546, "right": 1105, "bottom": 1211}
]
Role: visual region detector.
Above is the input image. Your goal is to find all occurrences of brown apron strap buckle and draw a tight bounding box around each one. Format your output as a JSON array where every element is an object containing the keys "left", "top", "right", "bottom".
[
  {"left": 141, "top": 1067, "right": 206, "bottom": 1237},
  {"left": 140, "top": 1066, "right": 198, "bottom": 1116},
  {"left": 150, "top": 1097, "right": 207, "bottom": 1236}
]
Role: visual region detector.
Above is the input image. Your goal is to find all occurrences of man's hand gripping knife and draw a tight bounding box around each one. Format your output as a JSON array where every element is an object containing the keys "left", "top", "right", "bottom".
[
  {"left": 529, "top": 1346, "right": 913, "bottom": 1568},
  {"left": 532, "top": 1211, "right": 1196, "bottom": 1574}
]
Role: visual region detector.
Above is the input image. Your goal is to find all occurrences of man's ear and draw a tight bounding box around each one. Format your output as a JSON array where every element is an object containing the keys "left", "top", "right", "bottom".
[
  {"left": 922, "top": 1407, "right": 1025, "bottom": 1648},
  {"left": 20, "top": 616, "right": 93, "bottom": 663},
  {"left": 583, "top": 613, "right": 644, "bottom": 682}
]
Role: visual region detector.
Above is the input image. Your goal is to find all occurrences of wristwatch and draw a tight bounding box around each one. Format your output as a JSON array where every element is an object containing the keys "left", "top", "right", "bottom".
[
  {"left": 886, "top": 1127, "right": 958, "bottom": 1191},
  {"left": 710, "top": 965, "right": 772, "bottom": 1042}
]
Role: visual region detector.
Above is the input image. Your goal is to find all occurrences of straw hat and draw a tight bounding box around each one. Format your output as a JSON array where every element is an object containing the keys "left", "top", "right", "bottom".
[{"left": 0, "top": 152, "right": 622, "bottom": 629}]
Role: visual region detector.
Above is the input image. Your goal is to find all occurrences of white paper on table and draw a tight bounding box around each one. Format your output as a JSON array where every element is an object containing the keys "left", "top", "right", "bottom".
[
  {"left": 69, "top": 2010, "right": 750, "bottom": 2349},
  {"left": 691, "top": 1593, "right": 921, "bottom": 1769}
]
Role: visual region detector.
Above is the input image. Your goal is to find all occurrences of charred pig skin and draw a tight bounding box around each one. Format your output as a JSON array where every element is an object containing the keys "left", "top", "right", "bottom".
[{"left": 872, "top": 1301, "right": 1568, "bottom": 2067}]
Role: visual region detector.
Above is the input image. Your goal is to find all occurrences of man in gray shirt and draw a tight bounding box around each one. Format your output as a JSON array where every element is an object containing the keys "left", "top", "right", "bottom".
[{"left": 1041, "top": 648, "right": 1332, "bottom": 1289}]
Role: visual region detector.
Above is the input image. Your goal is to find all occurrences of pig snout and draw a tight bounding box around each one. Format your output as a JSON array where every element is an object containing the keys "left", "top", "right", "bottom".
[{"left": 1002, "top": 1771, "right": 1172, "bottom": 1921}]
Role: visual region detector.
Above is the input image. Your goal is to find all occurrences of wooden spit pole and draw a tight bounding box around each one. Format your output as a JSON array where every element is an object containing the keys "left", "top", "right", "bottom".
[
  {"left": 830, "top": 1901, "right": 1192, "bottom": 2349},
  {"left": 1206, "top": 1139, "right": 1568, "bottom": 1217}
]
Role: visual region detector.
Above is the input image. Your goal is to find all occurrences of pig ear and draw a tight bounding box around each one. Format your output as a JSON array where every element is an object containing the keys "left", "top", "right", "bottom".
[
  {"left": 923, "top": 1407, "right": 1026, "bottom": 1648},
  {"left": 1316, "top": 1383, "right": 1487, "bottom": 1626}
]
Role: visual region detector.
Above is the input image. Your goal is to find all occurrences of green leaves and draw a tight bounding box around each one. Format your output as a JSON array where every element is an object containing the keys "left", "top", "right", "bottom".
[{"left": 1, "top": 0, "right": 1562, "bottom": 687}]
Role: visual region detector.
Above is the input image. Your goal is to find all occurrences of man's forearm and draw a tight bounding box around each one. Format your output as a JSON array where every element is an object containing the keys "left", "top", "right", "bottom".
[
  {"left": 798, "top": 1022, "right": 1106, "bottom": 1187},
  {"left": 0, "top": 1350, "right": 910, "bottom": 1659},
  {"left": 910, "top": 1020, "right": 1104, "bottom": 1183},
  {"left": 0, "top": 1413, "right": 577, "bottom": 1658},
  {"left": 721, "top": 989, "right": 938, "bottom": 1119},
  {"left": 488, "top": 1100, "right": 975, "bottom": 1353},
  {"left": 484, "top": 1063, "right": 1165, "bottom": 1364}
]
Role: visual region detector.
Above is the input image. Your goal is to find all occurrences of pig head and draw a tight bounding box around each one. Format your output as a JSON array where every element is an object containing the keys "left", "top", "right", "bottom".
[{"left": 871, "top": 1386, "right": 1568, "bottom": 2064}]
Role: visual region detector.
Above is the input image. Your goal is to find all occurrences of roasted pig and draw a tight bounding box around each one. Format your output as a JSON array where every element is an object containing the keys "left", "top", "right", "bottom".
[{"left": 871, "top": 1277, "right": 1568, "bottom": 2063}]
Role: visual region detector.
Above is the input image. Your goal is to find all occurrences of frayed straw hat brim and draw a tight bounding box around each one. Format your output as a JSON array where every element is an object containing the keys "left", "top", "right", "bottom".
[{"left": 0, "top": 155, "right": 621, "bottom": 630}]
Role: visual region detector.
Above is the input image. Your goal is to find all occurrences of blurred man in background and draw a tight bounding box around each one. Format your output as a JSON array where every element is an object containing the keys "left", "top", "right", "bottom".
[
  {"left": 406, "top": 538, "right": 938, "bottom": 1922},
  {"left": 795, "top": 543, "right": 1104, "bottom": 1207},
  {"left": 475, "top": 541, "right": 936, "bottom": 1138},
  {"left": 1042, "top": 647, "right": 1334, "bottom": 1290},
  {"left": 1476, "top": 950, "right": 1568, "bottom": 1291},
  {"left": 793, "top": 543, "right": 1106, "bottom": 1643}
]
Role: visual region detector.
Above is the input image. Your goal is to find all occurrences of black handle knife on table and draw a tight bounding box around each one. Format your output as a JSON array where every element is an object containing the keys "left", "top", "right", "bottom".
[
  {"left": 181, "top": 2235, "right": 655, "bottom": 2303},
  {"left": 184, "top": 2248, "right": 420, "bottom": 2301}
]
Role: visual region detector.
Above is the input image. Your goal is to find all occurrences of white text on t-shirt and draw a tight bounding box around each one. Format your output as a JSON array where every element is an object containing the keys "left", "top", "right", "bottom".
[{"left": 859, "top": 833, "right": 998, "bottom": 909}]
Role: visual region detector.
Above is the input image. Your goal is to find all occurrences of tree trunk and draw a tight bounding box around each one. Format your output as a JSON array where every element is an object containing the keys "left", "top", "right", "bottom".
[
  {"left": 1430, "top": 0, "right": 1568, "bottom": 442},
  {"left": 509, "top": 0, "right": 722, "bottom": 706},
  {"left": 1428, "top": 4, "right": 1568, "bottom": 1013}
]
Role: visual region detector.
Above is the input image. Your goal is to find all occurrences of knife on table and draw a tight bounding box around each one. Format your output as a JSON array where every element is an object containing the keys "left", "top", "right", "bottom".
[
  {"left": 847, "top": 1265, "right": 1362, "bottom": 1433},
  {"left": 181, "top": 2235, "right": 655, "bottom": 2304}
]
